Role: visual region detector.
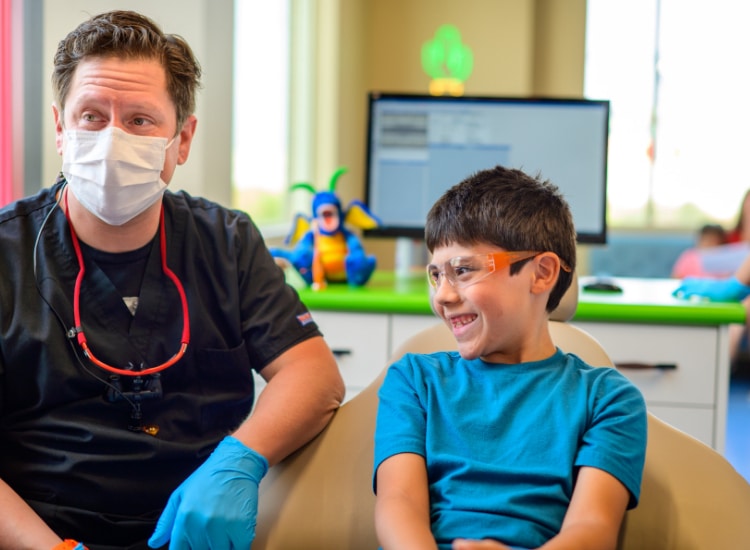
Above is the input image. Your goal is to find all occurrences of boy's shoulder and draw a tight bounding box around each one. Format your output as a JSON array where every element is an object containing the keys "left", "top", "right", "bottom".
[
  {"left": 398, "top": 350, "right": 461, "bottom": 367},
  {"left": 387, "top": 350, "right": 462, "bottom": 379}
]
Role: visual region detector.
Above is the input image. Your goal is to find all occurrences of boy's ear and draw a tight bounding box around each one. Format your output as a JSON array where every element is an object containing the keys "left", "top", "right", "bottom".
[{"left": 530, "top": 253, "right": 560, "bottom": 294}]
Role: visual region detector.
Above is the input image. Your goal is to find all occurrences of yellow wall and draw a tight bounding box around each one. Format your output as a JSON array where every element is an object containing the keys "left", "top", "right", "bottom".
[
  {"left": 314, "top": 0, "right": 587, "bottom": 268},
  {"left": 40, "top": 1, "right": 588, "bottom": 268},
  {"left": 367, "top": 1, "right": 537, "bottom": 96}
]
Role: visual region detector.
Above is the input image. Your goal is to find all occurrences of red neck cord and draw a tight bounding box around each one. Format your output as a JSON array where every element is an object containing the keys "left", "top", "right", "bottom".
[{"left": 64, "top": 191, "right": 190, "bottom": 376}]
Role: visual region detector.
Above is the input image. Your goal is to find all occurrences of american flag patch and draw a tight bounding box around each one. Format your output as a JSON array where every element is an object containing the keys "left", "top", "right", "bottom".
[{"left": 296, "top": 311, "right": 314, "bottom": 326}]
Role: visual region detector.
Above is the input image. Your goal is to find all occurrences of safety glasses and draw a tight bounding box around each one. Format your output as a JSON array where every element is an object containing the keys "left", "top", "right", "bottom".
[{"left": 426, "top": 250, "right": 571, "bottom": 290}]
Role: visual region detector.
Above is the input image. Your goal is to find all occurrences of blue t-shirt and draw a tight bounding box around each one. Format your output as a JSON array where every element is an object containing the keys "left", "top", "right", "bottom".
[{"left": 373, "top": 349, "right": 647, "bottom": 550}]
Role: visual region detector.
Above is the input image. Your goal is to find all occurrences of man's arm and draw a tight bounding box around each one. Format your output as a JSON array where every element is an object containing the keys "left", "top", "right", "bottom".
[
  {"left": 148, "top": 334, "right": 345, "bottom": 549},
  {"left": 0, "top": 478, "right": 62, "bottom": 549},
  {"left": 232, "top": 334, "right": 345, "bottom": 465},
  {"left": 375, "top": 452, "right": 437, "bottom": 550}
]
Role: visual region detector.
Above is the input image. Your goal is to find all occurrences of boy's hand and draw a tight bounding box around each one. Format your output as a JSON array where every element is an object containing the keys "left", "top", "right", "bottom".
[{"left": 452, "top": 539, "right": 513, "bottom": 550}]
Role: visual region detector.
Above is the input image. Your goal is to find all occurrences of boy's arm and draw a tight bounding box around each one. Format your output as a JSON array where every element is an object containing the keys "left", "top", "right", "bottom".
[
  {"left": 375, "top": 452, "right": 438, "bottom": 550},
  {"left": 450, "top": 467, "right": 628, "bottom": 550},
  {"left": 540, "top": 466, "right": 629, "bottom": 550}
]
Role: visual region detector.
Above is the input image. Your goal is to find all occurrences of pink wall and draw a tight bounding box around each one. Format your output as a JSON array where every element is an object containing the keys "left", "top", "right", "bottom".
[{"left": 0, "top": 0, "right": 12, "bottom": 206}]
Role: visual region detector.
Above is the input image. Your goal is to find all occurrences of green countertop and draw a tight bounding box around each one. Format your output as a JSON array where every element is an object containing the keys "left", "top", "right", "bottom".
[
  {"left": 574, "top": 276, "right": 746, "bottom": 325},
  {"left": 291, "top": 271, "right": 746, "bottom": 326}
]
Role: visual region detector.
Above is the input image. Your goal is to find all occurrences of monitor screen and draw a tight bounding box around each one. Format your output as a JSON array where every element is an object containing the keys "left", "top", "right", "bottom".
[{"left": 363, "top": 93, "right": 610, "bottom": 244}]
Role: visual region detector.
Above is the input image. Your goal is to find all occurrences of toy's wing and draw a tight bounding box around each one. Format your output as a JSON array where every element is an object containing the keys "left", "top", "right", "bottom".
[
  {"left": 286, "top": 214, "right": 312, "bottom": 245},
  {"left": 344, "top": 200, "right": 381, "bottom": 230}
]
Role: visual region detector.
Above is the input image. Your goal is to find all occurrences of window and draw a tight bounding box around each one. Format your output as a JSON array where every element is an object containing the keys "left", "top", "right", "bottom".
[
  {"left": 231, "top": 1, "right": 315, "bottom": 235},
  {"left": 585, "top": 0, "right": 750, "bottom": 230},
  {"left": 231, "top": 1, "right": 291, "bottom": 228}
]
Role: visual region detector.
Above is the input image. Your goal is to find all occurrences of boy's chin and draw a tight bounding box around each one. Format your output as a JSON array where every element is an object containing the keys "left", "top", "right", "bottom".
[{"left": 456, "top": 343, "right": 482, "bottom": 361}]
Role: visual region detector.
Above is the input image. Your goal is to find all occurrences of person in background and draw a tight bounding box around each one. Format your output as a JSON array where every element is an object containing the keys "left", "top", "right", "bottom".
[
  {"left": 697, "top": 223, "right": 728, "bottom": 249},
  {"left": 674, "top": 246, "right": 750, "bottom": 369},
  {"left": 671, "top": 223, "right": 728, "bottom": 279},
  {"left": 674, "top": 253, "right": 750, "bottom": 302},
  {"left": 674, "top": 194, "right": 750, "bottom": 368},
  {"left": 373, "top": 166, "right": 647, "bottom": 550},
  {"left": 0, "top": 10, "right": 344, "bottom": 550}
]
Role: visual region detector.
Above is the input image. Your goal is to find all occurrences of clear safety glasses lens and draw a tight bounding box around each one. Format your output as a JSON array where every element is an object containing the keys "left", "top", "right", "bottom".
[{"left": 426, "top": 250, "right": 541, "bottom": 290}]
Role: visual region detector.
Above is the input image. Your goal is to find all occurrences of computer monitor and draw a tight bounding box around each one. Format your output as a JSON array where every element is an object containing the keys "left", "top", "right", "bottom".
[{"left": 363, "top": 92, "right": 610, "bottom": 245}]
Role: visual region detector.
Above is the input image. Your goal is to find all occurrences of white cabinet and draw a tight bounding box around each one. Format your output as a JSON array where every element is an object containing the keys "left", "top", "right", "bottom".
[
  {"left": 309, "top": 311, "right": 438, "bottom": 402},
  {"left": 311, "top": 311, "right": 390, "bottom": 401},
  {"left": 573, "top": 321, "right": 729, "bottom": 450},
  {"left": 253, "top": 311, "right": 390, "bottom": 403},
  {"left": 307, "top": 309, "right": 730, "bottom": 452}
]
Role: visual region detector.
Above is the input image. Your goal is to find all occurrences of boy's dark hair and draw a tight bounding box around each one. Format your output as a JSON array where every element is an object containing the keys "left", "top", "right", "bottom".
[
  {"left": 52, "top": 10, "right": 202, "bottom": 132},
  {"left": 425, "top": 165, "right": 577, "bottom": 312}
]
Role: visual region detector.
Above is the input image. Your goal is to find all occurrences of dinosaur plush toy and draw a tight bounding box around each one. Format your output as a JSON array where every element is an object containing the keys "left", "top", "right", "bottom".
[{"left": 270, "top": 167, "right": 381, "bottom": 290}]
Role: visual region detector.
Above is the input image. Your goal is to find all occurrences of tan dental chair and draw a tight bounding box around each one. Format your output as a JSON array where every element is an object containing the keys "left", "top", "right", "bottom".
[{"left": 253, "top": 276, "right": 750, "bottom": 549}]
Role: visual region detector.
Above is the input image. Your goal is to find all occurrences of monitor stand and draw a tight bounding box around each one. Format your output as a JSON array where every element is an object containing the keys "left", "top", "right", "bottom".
[{"left": 395, "top": 237, "right": 428, "bottom": 279}]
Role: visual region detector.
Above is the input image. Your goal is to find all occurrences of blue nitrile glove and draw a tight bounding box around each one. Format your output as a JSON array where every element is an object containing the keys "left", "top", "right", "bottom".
[
  {"left": 673, "top": 276, "right": 750, "bottom": 302},
  {"left": 148, "top": 436, "right": 268, "bottom": 549}
]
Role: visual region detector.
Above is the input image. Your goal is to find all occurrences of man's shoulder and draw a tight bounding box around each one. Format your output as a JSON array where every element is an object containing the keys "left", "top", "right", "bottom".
[
  {"left": 0, "top": 185, "right": 59, "bottom": 227},
  {"left": 162, "top": 190, "right": 263, "bottom": 258},
  {"left": 164, "top": 189, "right": 251, "bottom": 226}
]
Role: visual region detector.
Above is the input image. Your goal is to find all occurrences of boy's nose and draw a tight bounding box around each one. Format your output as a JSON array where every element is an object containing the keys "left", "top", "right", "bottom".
[{"left": 431, "top": 276, "right": 460, "bottom": 304}]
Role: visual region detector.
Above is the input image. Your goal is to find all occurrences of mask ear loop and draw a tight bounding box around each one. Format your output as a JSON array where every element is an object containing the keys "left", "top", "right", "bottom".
[{"left": 32, "top": 182, "right": 66, "bottom": 279}]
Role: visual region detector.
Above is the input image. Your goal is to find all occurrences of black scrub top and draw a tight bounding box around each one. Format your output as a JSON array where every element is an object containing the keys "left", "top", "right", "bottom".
[{"left": 0, "top": 179, "right": 322, "bottom": 548}]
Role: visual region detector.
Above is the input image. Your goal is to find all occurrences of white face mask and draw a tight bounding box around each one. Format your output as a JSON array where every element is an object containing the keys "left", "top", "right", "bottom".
[{"left": 62, "top": 126, "right": 174, "bottom": 226}]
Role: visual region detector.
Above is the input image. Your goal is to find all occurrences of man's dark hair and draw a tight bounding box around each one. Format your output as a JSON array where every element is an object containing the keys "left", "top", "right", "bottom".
[{"left": 52, "top": 10, "right": 202, "bottom": 131}]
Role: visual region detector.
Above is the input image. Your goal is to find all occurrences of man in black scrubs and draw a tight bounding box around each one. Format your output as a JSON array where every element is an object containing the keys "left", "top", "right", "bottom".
[{"left": 0, "top": 10, "right": 344, "bottom": 550}]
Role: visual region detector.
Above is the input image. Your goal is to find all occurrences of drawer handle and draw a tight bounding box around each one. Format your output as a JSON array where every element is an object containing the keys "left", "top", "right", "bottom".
[
  {"left": 332, "top": 348, "right": 352, "bottom": 357},
  {"left": 616, "top": 362, "right": 677, "bottom": 371}
]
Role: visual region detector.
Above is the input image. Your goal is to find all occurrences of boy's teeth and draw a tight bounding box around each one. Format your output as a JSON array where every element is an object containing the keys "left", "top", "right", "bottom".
[{"left": 452, "top": 315, "right": 475, "bottom": 327}]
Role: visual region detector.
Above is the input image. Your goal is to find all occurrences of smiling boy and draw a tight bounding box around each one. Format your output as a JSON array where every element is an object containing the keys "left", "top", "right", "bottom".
[{"left": 373, "top": 166, "right": 647, "bottom": 550}]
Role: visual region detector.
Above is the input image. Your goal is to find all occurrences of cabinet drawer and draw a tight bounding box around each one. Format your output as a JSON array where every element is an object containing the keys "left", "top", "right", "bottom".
[
  {"left": 574, "top": 322, "right": 718, "bottom": 406},
  {"left": 648, "top": 405, "right": 715, "bottom": 448},
  {"left": 312, "top": 311, "right": 390, "bottom": 400}
]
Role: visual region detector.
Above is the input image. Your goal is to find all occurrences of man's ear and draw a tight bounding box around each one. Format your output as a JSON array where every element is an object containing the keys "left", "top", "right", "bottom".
[
  {"left": 52, "top": 103, "right": 64, "bottom": 155},
  {"left": 176, "top": 115, "right": 198, "bottom": 165},
  {"left": 530, "top": 253, "right": 560, "bottom": 295}
]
